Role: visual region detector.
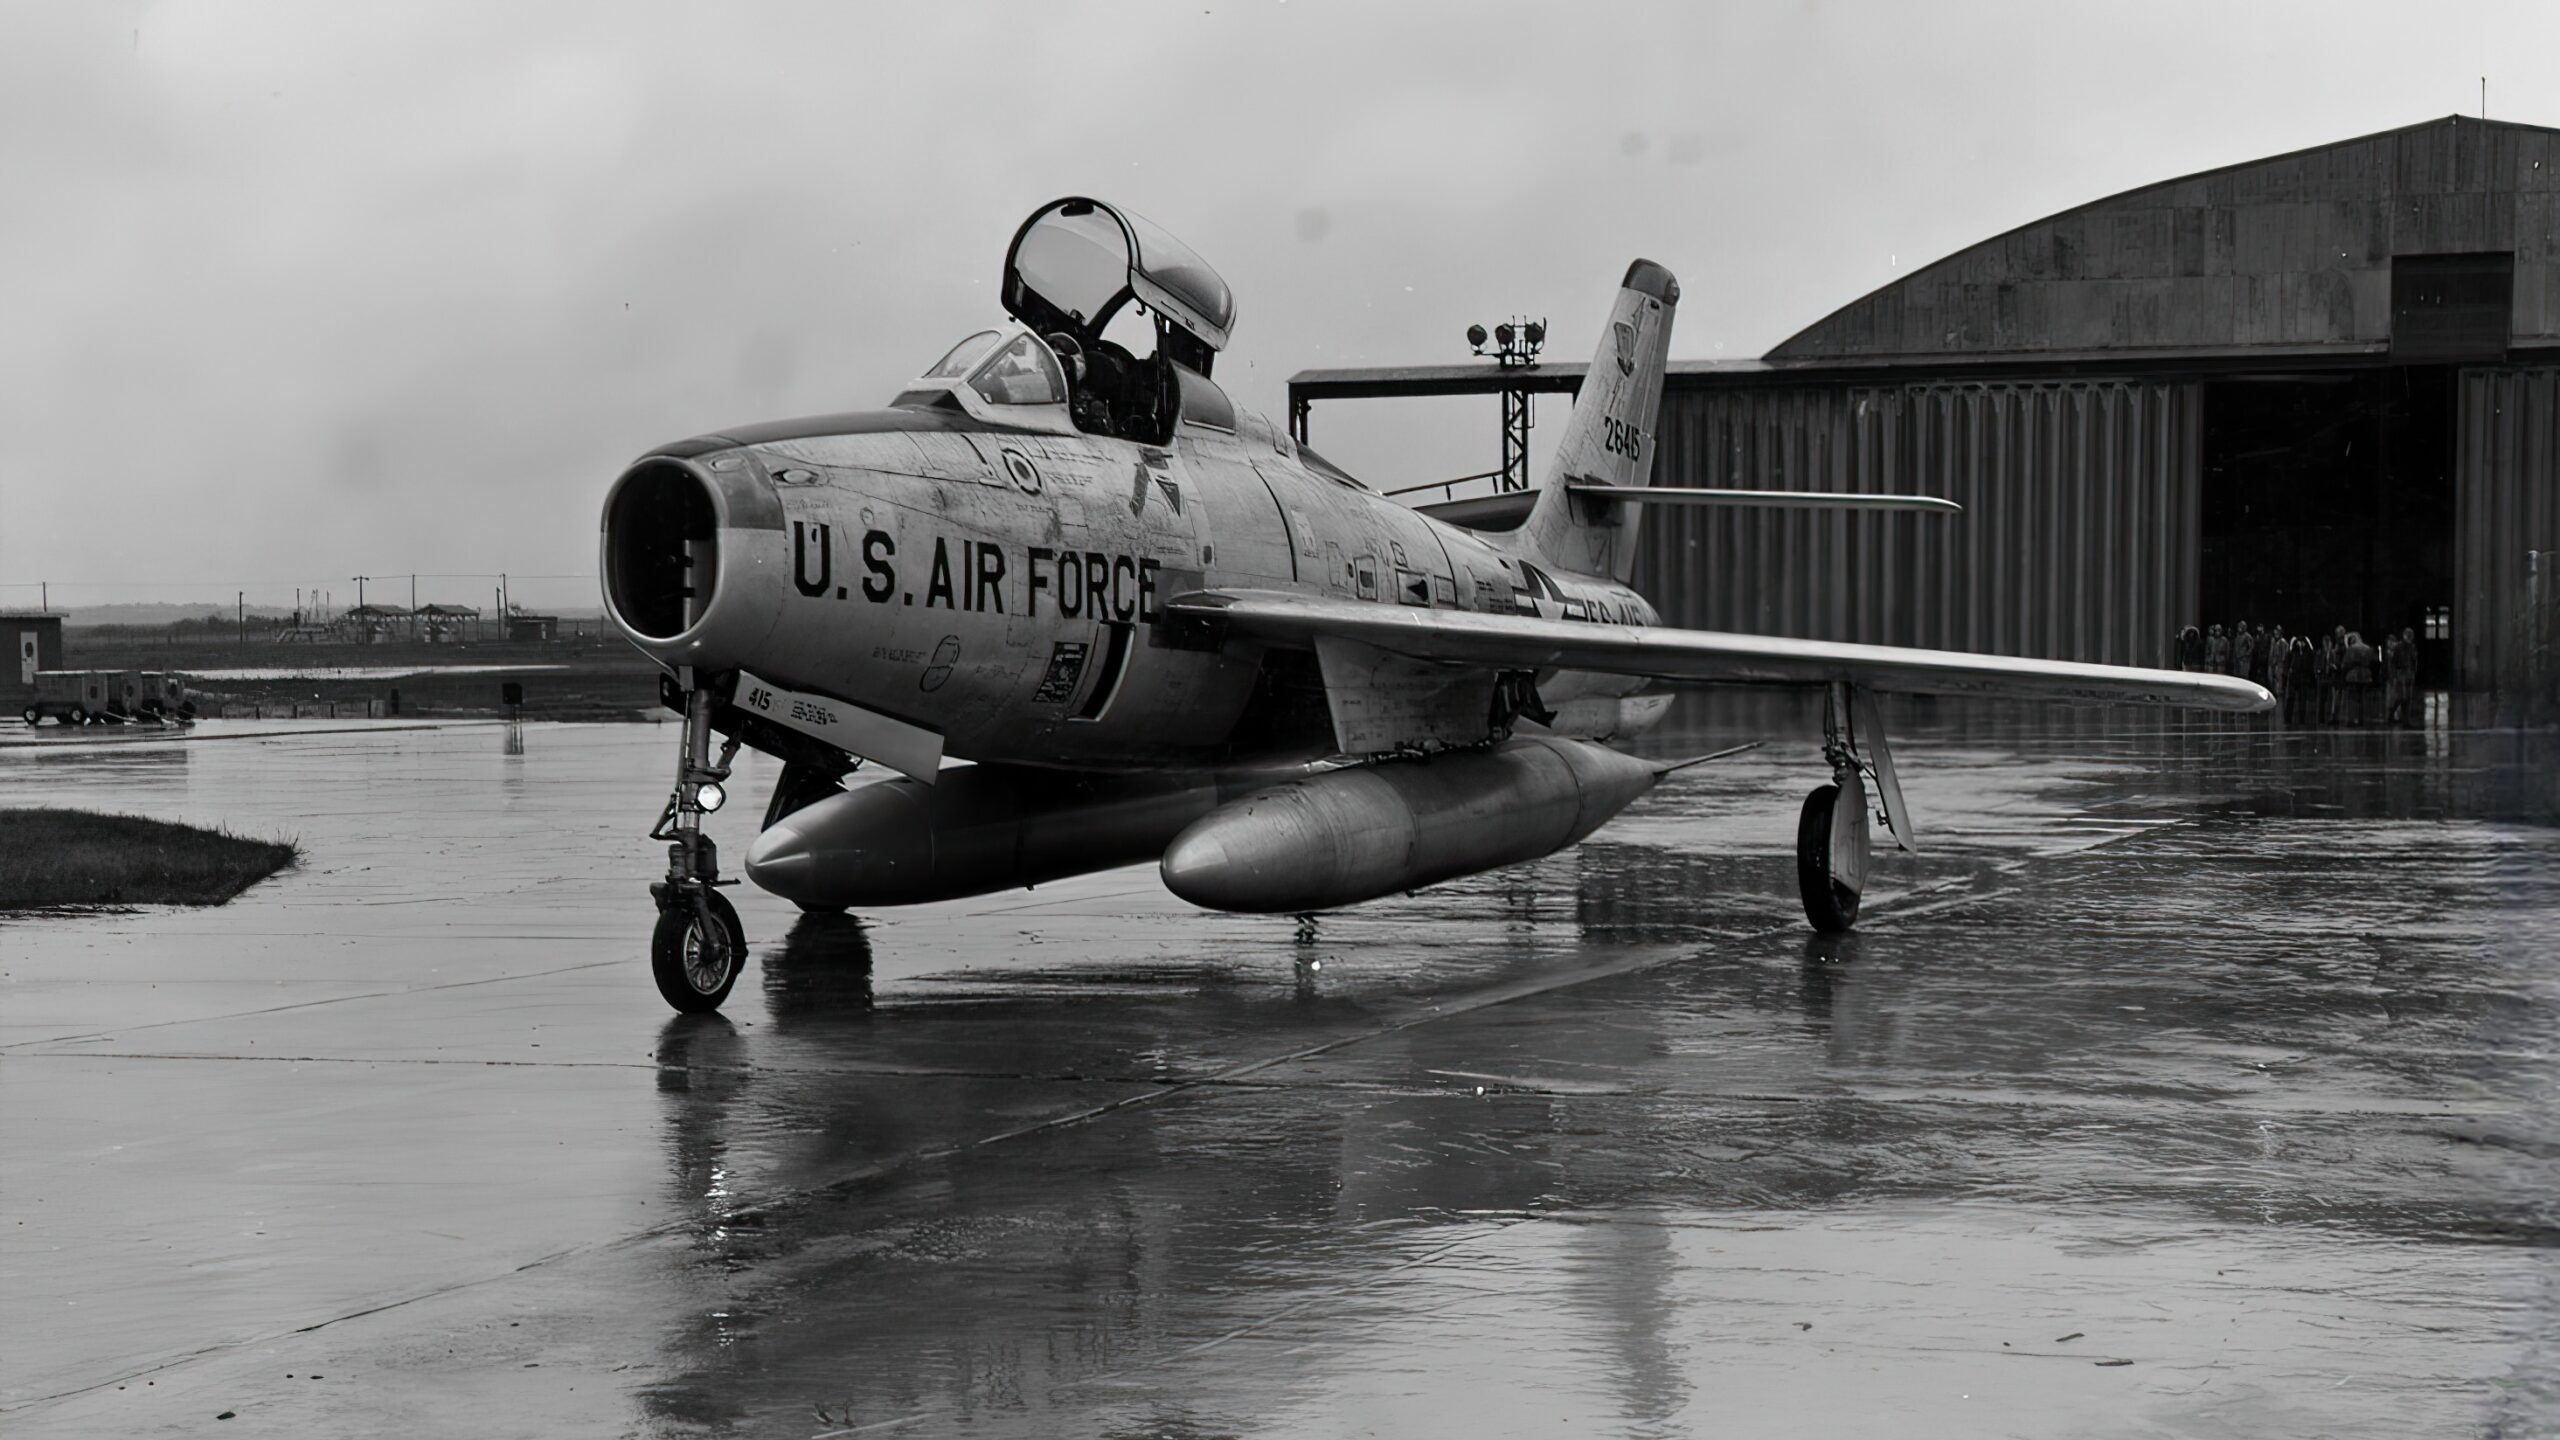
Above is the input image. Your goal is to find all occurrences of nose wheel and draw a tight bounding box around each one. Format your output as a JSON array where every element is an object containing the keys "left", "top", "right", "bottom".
[
  {"left": 649, "top": 672, "right": 747, "bottom": 1013},
  {"left": 653, "top": 888, "right": 745, "bottom": 1012}
]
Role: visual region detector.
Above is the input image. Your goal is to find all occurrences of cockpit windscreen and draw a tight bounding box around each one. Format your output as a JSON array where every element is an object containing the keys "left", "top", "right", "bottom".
[
  {"left": 926, "top": 330, "right": 1004, "bottom": 379},
  {"left": 967, "top": 333, "right": 1066, "bottom": 407}
]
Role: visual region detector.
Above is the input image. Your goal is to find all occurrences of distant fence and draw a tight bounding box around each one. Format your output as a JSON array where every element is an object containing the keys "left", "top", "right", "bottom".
[
  {"left": 217, "top": 699, "right": 388, "bottom": 720},
  {"left": 71, "top": 616, "right": 608, "bottom": 646}
]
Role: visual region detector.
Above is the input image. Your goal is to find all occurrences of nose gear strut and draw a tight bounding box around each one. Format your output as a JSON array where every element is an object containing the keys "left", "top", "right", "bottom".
[{"left": 648, "top": 670, "right": 747, "bottom": 1011}]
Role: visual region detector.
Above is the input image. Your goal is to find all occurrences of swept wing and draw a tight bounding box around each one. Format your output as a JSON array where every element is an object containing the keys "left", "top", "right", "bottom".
[{"left": 1169, "top": 589, "right": 2273, "bottom": 712}]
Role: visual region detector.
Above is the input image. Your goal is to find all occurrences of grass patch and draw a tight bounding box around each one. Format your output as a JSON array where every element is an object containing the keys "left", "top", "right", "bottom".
[{"left": 0, "top": 808, "right": 299, "bottom": 908}]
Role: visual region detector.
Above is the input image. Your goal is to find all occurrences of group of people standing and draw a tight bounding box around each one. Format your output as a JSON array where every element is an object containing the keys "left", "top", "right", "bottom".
[{"left": 2173, "top": 622, "right": 2424, "bottom": 725}]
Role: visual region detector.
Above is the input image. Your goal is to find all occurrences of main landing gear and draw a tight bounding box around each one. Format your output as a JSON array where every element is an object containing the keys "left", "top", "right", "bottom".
[
  {"left": 650, "top": 673, "right": 746, "bottom": 1013},
  {"left": 1794, "top": 683, "right": 1912, "bottom": 934}
]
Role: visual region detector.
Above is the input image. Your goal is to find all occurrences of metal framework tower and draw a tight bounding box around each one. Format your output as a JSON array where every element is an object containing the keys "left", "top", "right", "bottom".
[{"left": 1467, "top": 317, "right": 1546, "bottom": 492}]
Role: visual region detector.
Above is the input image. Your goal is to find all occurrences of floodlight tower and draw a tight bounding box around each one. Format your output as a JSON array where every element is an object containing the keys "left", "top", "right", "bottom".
[{"left": 1466, "top": 316, "right": 1546, "bottom": 492}]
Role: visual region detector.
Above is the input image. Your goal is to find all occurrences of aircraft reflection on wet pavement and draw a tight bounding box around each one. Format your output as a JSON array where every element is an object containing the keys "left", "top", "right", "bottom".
[
  {"left": 6, "top": 716, "right": 2554, "bottom": 1433},
  {"left": 598, "top": 197, "right": 2270, "bottom": 1012},
  {"left": 625, "top": 738, "right": 2560, "bottom": 1435}
]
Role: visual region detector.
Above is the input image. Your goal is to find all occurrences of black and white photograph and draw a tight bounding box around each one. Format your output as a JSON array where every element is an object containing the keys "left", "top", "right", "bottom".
[{"left": 4, "top": 3, "right": 2558, "bottom": 1434}]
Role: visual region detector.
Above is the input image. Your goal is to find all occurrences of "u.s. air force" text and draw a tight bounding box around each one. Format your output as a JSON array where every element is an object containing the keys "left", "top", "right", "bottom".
[{"left": 793, "top": 522, "right": 1162, "bottom": 623}]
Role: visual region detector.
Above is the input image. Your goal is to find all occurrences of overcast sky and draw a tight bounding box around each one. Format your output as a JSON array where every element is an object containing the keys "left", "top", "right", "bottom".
[{"left": 1, "top": 0, "right": 2545, "bottom": 612}]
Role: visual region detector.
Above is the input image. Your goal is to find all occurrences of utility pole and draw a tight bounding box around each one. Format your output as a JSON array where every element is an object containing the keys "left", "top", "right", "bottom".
[{"left": 237, "top": 590, "right": 245, "bottom": 645}]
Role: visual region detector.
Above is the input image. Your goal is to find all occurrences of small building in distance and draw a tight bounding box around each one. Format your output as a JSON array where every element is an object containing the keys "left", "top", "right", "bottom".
[
  {"left": 415, "top": 604, "right": 480, "bottom": 643},
  {"left": 344, "top": 604, "right": 410, "bottom": 643},
  {"left": 4, "top": 611, "right": 66, "bottom": 710},
  {"left": 505, "top": 613, "right": 559, "bottom": 642}
]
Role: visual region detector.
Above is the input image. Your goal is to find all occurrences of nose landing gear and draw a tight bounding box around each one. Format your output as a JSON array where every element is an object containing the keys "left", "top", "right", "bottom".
[{"left": 650, "top": 674, "right": 747, "bottom": 1012}]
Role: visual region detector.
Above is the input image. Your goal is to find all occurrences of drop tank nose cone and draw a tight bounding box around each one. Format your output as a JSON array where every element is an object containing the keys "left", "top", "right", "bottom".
[
  {"left": 1158, "top": 830, "right": 1238, "bottom": 908},
  {"left": 1159, "top": 739, "right": 1664, "bottom": 914},
  {"left": 743, "top": 820, "right": 821, "bottom": 904},
  {"left": 1161, "top": 787, "right": 1367, "bottom": 913}
]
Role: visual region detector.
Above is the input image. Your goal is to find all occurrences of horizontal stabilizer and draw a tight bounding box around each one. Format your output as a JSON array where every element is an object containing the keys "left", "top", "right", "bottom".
[
  {"left": 1569, "top": 485, "right": 1962, "bottom": 514},
  {"left": 1412, "top": 489, "right": 1537, "bottom": 530}
]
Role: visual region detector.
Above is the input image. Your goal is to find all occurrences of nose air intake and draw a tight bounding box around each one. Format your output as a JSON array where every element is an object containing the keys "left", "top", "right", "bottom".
[{"left": 603, "top": 460, "right": 720, "bottom": 640}]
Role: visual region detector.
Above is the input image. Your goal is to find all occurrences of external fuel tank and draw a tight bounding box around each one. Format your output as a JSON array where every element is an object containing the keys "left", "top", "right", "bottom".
[
  {"left": 742, "top": 761, "right": 1306, "bottom": 910},
  {"left": 1158, "top": 737, "right": 1663, "bottom": 913}
]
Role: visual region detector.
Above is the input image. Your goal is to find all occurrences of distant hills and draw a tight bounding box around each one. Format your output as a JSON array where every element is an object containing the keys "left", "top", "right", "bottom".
[
  {"left": 56, "top": 603, "right": 296, "bottom": 628},
  {"left": 50, "top": 602, "right": 608, "bottom": 628}
]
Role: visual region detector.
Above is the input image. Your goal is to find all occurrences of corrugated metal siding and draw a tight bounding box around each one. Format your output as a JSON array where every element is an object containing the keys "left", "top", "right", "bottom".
[
  {"left": 2455, "top": 367, "right": 2560, "bottom": 689},
  {"left": 1633, "top": 381, "right": 2201, "bottom": 668}
]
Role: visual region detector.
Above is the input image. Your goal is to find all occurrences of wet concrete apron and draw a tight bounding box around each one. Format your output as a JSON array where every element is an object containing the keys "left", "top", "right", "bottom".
[{"left": 2, "top": 708, "right": 2554, "bottom": 1437}]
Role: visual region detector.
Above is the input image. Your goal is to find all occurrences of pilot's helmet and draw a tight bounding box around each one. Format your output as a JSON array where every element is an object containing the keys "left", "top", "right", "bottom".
[{"left": 1044, "top": 331, "right": 1086, "bottom": 382}]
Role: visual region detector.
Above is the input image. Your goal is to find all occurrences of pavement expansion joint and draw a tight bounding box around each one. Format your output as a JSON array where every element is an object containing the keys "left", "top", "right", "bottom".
[{"left": 0, "top": 958, "right": 632, "bottom": 1052}]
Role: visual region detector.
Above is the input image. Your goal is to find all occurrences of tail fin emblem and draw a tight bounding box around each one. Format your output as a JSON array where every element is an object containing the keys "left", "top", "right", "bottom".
[{"left": 1612, "top": 320, "right": 1638, "bottom": 377}]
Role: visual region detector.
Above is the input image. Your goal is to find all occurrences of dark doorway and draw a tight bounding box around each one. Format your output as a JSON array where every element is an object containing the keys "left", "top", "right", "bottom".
[{"left": 2199, "top": 368, "right": 2457, "bottom": 683}]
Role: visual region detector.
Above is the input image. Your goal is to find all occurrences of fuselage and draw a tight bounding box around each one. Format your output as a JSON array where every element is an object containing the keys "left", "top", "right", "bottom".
[{"left": 603, "top": 382, "right": 1667, "bottom": 771}]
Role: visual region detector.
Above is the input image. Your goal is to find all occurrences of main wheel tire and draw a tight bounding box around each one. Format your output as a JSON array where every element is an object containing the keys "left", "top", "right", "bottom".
[
  {"left": 1796, "top": 783, "right": 1862, "bottom": 933},
  {"left": 652, "top": 889, "right": 746, "bottom": 1013},
  {"left": 21, "top": 706, "right": 37, "bottom": 726},
  {"left": 70, "top": 705, "right": 89, "bottom": 726}
]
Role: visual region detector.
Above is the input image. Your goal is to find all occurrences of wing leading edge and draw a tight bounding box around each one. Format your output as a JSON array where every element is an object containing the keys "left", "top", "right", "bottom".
[{"left": 1170, "top": 589, "right": 2274, "bottom": 712}]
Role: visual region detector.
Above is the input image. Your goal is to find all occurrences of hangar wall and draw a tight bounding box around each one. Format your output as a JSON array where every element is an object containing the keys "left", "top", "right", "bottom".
[
  {"left": 1634, "top": 381, "right": 2200, "bottom": 668},
  {"left": 1774, "top": 115, "right": 2560, "bottom": 362},
  {"left": 2457, "top": 367, "right": 2560, "bottom": 690},
  {"left": 1306, "top": 116, "right": 2560, "bottom": 690}
]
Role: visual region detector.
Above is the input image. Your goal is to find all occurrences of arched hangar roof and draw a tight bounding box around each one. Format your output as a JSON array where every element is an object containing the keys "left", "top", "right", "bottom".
[{"left": 1770, "top": 114, "right": 2560, "bottom": 365}]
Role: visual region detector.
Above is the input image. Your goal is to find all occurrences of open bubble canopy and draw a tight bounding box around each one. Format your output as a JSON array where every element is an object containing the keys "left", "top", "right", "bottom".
[{"left": 1002, "top": 198, "right": 1234, "bottom": 354}]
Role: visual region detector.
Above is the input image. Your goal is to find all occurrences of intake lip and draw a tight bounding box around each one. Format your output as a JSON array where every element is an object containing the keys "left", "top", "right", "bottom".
[
  {"left": 601, "top": 457, "right": 722, "bottom": 644},
  {"left": 598, "top": 448, "right": 788, "bottom": 669}
]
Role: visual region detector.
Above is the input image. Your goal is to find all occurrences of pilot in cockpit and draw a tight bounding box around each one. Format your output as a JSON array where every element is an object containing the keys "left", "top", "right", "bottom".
[
  {"left": 896, "top": 199, "right": 1230, "bottom": 447},
  {"left": 1046, "top": 330, "right": 1163, "bottom": 440},
  {"left": 1043, "top": 333, "right": 1110, "bottom": 436}
]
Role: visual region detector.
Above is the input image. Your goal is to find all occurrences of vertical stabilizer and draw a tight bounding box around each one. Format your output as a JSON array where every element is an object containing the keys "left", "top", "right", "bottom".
[{"left": 1517, "top": 260, "right": 1678, "bottom": 581}]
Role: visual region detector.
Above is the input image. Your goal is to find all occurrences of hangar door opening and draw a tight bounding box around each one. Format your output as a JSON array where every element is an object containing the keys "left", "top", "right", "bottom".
[{"left": 2199, "top": 369, "right": 2457, "bottom": 683}]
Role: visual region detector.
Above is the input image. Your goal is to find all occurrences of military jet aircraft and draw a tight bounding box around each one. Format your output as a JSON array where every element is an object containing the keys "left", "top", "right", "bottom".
[{"left": 602, "top": 197, "right": 2271, "bottom": 1013}]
